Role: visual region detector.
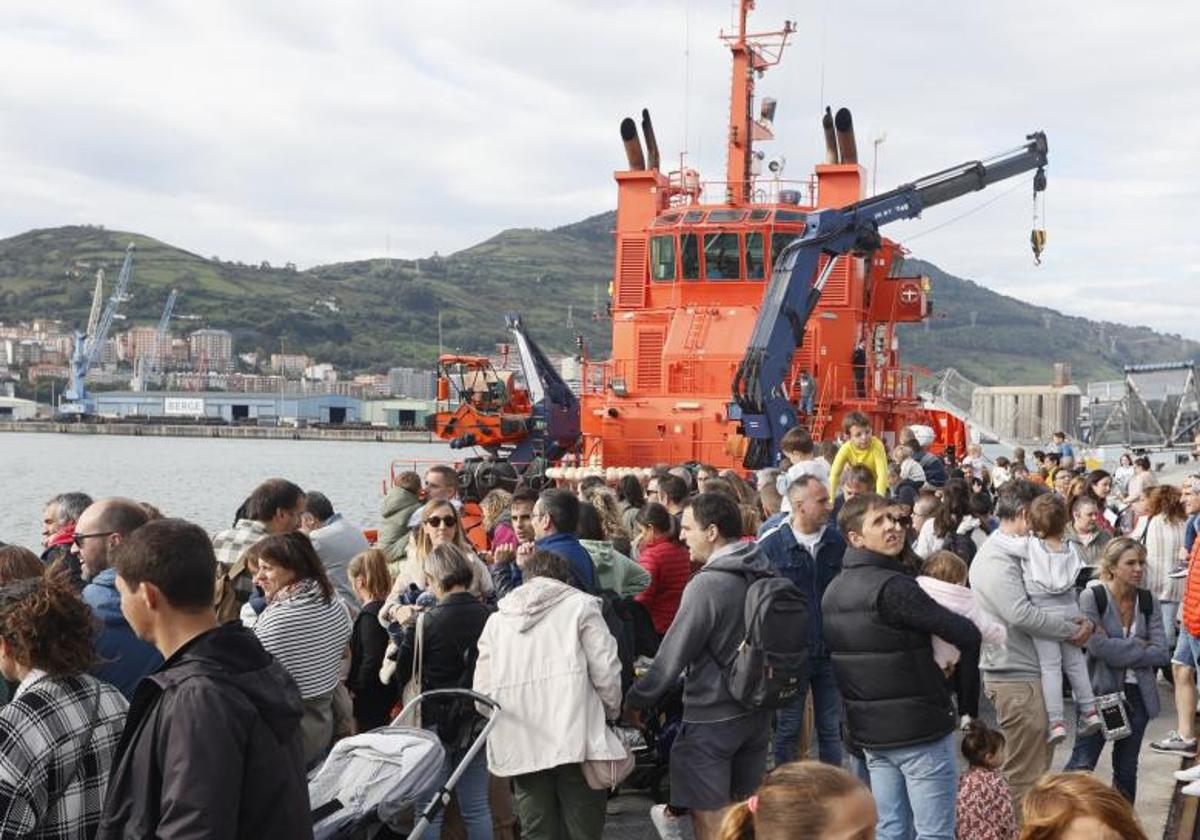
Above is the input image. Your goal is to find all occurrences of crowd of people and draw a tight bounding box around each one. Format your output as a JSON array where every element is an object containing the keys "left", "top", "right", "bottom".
[{"left": 0, "top": 419, "right": 1189, "bottom": 839}]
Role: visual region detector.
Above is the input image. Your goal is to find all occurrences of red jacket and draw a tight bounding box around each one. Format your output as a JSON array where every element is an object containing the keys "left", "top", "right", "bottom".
[
  {"left": 1182, "top": 538, "right": 1200, "bottom": 637},
  {"left": 634, "top": 537, "right": 692, "bottom": 635}
]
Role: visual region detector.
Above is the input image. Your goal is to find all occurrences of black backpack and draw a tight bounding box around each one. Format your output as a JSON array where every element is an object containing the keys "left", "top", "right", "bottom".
[
  {"left": 712, "top": 571, "right": 810, "bottom": 710},
  {"left": 1091, "top": 584, "right": 1153, "bottom": 623}
]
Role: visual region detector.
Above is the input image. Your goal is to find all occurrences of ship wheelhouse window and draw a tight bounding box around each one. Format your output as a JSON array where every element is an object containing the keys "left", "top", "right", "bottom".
[
  {"left": 650, "top": 235, "right": 677, "bottom": 282},
  {"left": 745, "top": 232, "right": 765, "bottom": 280},
  {"left": 770, "top": 230, "right": 800, "bottom": 271},
  {"left": 775, "top": 209, "right": 807, "bottom": 223},
  {"left": 707, "top": 209, "right": 746, "bottom": 223},
  {"left": 683, "top": 210, "right": 706, "bottom": 223},
  {"left": 680, "top": 233, "right": 701, "bottom": 281},
  {"left": 653, "top": 212, "right": 681, "bottom": 227},
  {"left": 749, "top": 209, "right": 771, "bottom": 221},
  {"left": 704, "top": 232, "right": 740, "bottom": 281}
]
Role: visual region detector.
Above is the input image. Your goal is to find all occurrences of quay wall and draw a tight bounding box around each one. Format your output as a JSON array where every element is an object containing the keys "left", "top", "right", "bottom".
[{"left": 0, "top": 421, "right": 432, "bottom": 444}]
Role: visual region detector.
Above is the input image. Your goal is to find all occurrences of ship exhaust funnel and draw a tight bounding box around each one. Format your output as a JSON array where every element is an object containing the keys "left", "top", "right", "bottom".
[
  {"left": 620, "top": 118, "right": 645, "bottom": 170},
  {"left": 835, "top": 107, "right": 858, "bottom": 164},
  {"left": 822, "top": 106, "right": 838, "bottom": 164},
  {"left": 641, "top": 109, "right": 661, "bottom": 171}
]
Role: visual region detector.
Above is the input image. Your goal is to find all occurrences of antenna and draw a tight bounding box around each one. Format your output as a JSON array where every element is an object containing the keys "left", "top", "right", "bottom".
[{"left": 872, "top": 133, "right": 887, "bottom": 196}]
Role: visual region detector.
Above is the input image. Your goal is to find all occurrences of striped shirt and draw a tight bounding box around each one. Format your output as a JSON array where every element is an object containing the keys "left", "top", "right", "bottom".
[
  {"left": 1139, "top": 514, "right": 1185, "bottom": 603},
  {"left": 252, "top": 579, "right": 352, "bottom": 698}
]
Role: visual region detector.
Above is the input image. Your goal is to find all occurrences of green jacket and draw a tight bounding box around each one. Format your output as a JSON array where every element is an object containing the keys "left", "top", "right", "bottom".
[
  {"left": 378, "top": 486, "right": 421, "bottom": 571},
  {"left": 579, "top": 539, "right": 650, "bottom": 596}
]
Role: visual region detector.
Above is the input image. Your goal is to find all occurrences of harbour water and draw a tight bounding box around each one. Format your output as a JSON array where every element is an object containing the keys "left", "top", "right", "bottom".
[{"left": 0, "top": 432, "right": 453, "bottom": 550}]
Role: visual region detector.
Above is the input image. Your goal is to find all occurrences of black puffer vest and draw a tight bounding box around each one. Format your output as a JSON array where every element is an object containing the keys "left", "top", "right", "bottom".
[{"left": 821, "top": 547, "right": 955, "bottom": 749}]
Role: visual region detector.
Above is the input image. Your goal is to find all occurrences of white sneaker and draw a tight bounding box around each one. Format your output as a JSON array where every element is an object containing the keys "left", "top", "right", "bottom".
[
  {"left": 1175, "top": 764, "right": 1200, "bottom": 783},
  {"left": 1183, "top": 779, "right": 1200, "bottom": 797},
  {"left": 959, "top": 714, "right": 973, "bottom": 731},
  {"left": 650, "top": 803, "right": 685, "bottom": 840}
]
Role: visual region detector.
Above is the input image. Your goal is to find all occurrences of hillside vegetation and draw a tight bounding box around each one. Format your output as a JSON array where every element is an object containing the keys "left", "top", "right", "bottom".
[{"left": 0, "top": 217, "right": 1195, "bottom": 385}]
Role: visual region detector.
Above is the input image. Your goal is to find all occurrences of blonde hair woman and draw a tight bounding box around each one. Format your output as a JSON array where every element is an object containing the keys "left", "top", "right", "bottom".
[{"left": 378, "top": 499, "right": 494, "bottom": 629}]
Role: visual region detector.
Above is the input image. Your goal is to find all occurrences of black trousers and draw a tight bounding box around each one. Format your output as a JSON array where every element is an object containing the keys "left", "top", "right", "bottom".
[{"left": 951, "top": 646, "right": 982, "bottom": 718}]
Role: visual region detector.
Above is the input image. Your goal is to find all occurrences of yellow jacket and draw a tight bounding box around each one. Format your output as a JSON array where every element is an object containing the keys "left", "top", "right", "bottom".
[{"left": 829, "top": 436, "right": 890, "bottom": 496}]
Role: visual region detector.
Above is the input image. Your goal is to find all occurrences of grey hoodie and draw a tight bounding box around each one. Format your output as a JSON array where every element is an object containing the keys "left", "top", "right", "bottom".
[
  {"left": 969, "top": 528, "right": 1079, "bottom": 680},
  {"left": 626, "top": 540, "right": 772, "bottom": 722}
]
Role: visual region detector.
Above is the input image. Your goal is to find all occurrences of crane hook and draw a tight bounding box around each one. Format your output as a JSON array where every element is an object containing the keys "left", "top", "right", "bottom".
[{"left": 1031, "top": 166, "right": 1047, "bottom": 265}]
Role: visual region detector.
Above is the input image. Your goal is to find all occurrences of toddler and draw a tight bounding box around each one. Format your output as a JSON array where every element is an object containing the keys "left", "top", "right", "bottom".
[
  {"left": 916, "top": 551, "right": 1007, "bottom": 671},
  {"left": 776, "top": 427, "right": 830, "bottom": 515},
  {"left": 828, "top": 411, "right": 889, "bottom": 496},
  {"left": 1022, "top": 493, "right": 1102, "bottom": 743},
  {"left": 955, "top": 721, "right": 1017, "bottom": 840}
]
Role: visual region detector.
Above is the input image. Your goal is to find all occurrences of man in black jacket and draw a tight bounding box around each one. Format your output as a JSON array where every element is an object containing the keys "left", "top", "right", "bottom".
[
  {"left": 822, "top": 494, "right": 980, "bottom": 840},
  {"left": 98, "top": 518, "right": 311, "bottom": 840}
]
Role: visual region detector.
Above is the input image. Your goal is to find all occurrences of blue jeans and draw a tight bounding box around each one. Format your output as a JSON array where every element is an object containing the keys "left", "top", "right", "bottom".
[
  {"left": 864, "top": 732, "right": 957, "bottom": 840},
  {"left": 1064, "top": 683, "right": 1150, "bottom": 803},
  {"left": 421, "top": 744, "right": 492, "bottom": 839},
  {"left": 773, "top": 657, "right": 843, "bottom": 766}
]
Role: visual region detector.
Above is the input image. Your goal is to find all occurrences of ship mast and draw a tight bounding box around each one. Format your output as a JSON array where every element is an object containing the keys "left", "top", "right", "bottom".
[{"left": 721, "top": 0, "right": 794, "bottom": 204}]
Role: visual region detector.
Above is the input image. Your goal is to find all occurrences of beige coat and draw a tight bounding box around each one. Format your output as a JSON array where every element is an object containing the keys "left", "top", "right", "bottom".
[{"left": 473, "top": 577, "right": 625, "bottom": 777}]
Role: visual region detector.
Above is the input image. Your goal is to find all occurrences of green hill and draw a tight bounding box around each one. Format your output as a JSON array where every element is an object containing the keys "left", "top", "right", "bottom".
[
  {"left": 0, "top": 218, "right": 1195, "bottom": 385},
  {"left": 897, "top": 258, "right": 1200, "bottom": 384}
]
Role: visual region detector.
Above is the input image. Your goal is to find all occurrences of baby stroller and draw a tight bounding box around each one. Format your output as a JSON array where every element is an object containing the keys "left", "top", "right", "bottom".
[
  {"left": 621, "top": 667, "right": 684, "bottom": 804},
  {"left": 310, "top": 689, "right": 501, "bottom": 840}
]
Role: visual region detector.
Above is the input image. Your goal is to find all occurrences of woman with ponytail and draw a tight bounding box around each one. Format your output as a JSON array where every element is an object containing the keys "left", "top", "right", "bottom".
[{"left": 717, "top": 761, "right": 876, "bottom": 840}]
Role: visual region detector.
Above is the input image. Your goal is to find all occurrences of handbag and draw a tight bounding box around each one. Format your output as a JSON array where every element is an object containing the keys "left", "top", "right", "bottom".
[
  {"left": 1096, "top": 691, "right": 1131, "bottom": 741},
  {"left": 400, "top": 612, "right": 425, "bottom": 727},
  {"left": 581, "top": 725, "right": 636, "bottom": 791}
]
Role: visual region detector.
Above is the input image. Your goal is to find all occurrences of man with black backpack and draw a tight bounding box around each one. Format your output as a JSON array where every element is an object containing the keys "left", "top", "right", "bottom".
[{"left": 624, "top": 493, "right": 808, "bottom": 840}]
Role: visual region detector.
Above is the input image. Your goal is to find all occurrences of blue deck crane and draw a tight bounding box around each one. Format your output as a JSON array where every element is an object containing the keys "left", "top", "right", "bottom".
[{"left": 732, "top": 132, "right": 1049, "bottom": 468}]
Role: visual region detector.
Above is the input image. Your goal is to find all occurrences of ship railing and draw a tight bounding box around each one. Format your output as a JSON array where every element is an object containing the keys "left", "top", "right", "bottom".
[
  {"left": 823, "top": 362, "right": 919, "bottom": 405},
  {"left": 666, "top": 175, "right": 819, "bottom": 208}
]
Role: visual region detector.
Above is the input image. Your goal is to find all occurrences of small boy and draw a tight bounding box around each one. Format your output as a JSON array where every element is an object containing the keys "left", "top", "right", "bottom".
[
  {"left": 828, "top": 411, "right": 889, "bottom": 496},
  {"left": 776, "top": 427, "right": 831, "bottom": 514}
]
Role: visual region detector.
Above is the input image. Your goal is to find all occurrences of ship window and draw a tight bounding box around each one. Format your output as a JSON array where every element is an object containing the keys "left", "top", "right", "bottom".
[
  {"left": 708, "top": 209, "right": 745, "bottom": 222},
  {"left": 650, "top": 235, "right": 676, "bottom": 282},
  {"left": 653, "top": 212, "right": 681, "bottom": 227},
  {"left": 704, "top": 233, "right": 740, "bottom": 280},
  {"left": 775, "top": 209, "right": 807, "bottom": 222},
  {"left": 749, "top": 209, "right": 771, "bottom": 221},
  {"left": 680, "top": 233, "right": 701, "bottom": 281},
  {"left": 745, "top": 232, "right": 765, "bottom": 280},
  {"left": 770, "top": 232, "right": 797, "bottom": 270},
  {"left": 683, "top": 210, "right": 706, "bottom": 223}
]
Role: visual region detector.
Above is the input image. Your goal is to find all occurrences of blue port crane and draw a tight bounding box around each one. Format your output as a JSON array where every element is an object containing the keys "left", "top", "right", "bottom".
[{"left": 62, "top": 243, "right": 135, "bottom": 416}]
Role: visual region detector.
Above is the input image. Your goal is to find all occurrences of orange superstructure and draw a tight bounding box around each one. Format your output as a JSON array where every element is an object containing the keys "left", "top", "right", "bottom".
[{"left": 580, "top": 0, "right": 944, "bottom": 469}]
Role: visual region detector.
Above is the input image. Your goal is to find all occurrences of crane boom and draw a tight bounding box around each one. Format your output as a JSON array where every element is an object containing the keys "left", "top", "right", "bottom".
[
  {"left": 132, "top": 288, "right": 178, "bottom": 391},
  {"left": 732, "top": 132, "right": 1048, "bottom": 468},
  {"left": 63, "top": 243, "right": 136, "bottom": 413},
  {"left": 85, "top": 269, "right": 104, "bottom": 341}
]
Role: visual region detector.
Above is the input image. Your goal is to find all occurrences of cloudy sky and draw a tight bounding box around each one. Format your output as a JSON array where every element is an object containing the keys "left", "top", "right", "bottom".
[{"left": 1, "top": 1, "right": 1198, "bottom": 336}]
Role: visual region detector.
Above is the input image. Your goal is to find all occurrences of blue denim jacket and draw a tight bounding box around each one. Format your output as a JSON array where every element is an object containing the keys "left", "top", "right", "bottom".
[{"left": 758, "top": 522, "right": 845, "bottom": 658}]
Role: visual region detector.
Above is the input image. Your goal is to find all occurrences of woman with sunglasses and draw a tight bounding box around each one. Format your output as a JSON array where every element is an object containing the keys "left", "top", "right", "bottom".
[{"left": 380, "top": 500, "right": 495, "bottom": 627}]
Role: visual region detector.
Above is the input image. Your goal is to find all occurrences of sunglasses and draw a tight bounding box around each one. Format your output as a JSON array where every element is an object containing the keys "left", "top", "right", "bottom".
[
  {"left": 425, "top": 515, "right": 457, "bottom": 528},
  {"left": 72, "top": 531, "right": 115, "bottom": 547}
]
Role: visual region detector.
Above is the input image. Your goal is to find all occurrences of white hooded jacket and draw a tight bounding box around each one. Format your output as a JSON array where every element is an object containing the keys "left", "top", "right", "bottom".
[{"left": 473, "top": 576, "right": 624, "bottom": 777}]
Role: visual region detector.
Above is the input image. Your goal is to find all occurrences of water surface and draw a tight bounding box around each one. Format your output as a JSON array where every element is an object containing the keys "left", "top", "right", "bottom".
[{"left": 0, "top": 432, "right": 453, "bottom": 550}]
